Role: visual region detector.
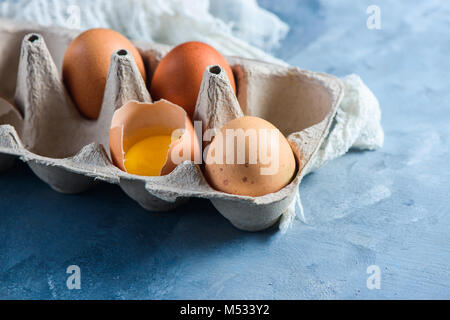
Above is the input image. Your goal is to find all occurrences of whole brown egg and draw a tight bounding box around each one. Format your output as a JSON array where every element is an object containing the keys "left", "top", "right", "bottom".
[
  {"left": 63, "top": 28, "right": 146, "bottom": 119},
  {"left": 150, "top": 41, "right": 236, "bottom": 117},
  {"left": 204, "top": 116, "right": 297, "bottom": 197}
]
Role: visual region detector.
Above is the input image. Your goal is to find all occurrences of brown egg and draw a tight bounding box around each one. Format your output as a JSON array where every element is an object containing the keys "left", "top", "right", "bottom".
[
  {"left": 204, "top": 116, "right": 296, "bottom": 197},
  {"left": 63, "top": 28, "right": 146, "bottom": 119},
  {"left": 150, "top": 41, "right": 236, "bottom": 117}
]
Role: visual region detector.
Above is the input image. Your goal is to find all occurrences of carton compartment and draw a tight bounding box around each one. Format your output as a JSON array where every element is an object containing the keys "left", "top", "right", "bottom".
[{"left": 1, "top": 31, "right": 150, "bottom": 161}]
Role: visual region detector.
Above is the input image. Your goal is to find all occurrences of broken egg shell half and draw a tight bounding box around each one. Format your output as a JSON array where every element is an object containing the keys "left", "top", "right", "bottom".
[
  {"left": 109, "top": 100, "right": 201, "bottom": 176},
  {"left": 0, "top": 95, "right": 22, "bottom": 132}
]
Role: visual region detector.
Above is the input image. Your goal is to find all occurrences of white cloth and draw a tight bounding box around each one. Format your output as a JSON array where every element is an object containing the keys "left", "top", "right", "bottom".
[
  {"left": 307, "top": 74, "right": 384, "bottom": 174},
  {"left": 0, "top": 0, "right": 287, "bottom": 64}
]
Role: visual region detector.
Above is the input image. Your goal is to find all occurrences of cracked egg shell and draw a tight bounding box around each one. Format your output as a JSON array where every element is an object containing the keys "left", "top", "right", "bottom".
[{"left": 109, "top": 100, "right": 201, "bottom": 176}]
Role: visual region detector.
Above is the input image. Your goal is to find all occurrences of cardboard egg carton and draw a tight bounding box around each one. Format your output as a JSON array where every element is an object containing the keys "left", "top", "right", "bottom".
[{"left": 0, "top": 19, "right": 344, "bottom": 231}]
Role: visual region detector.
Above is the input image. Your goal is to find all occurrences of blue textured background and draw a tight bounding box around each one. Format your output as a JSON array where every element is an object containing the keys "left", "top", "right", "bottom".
[{"left": 1, "top": 0, "right": 449, "bottom": 299}]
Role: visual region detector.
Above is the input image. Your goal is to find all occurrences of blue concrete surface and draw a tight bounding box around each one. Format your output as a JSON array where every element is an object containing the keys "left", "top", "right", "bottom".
[{"left": 1, "top": 0, "right": 449, "bottom": 299}]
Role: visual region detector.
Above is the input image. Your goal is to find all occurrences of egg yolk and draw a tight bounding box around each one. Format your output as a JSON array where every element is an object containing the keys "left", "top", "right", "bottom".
[{"left": 124, "top": 135, "right": 172, "bottom": 176}]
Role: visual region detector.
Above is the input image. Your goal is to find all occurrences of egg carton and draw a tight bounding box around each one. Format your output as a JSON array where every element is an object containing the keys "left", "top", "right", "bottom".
[{"left": 0, "top": 19, "right": 344, "bottom": 231}]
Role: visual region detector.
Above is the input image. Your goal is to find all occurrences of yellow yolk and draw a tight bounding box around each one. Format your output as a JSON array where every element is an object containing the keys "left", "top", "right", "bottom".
[{"left": 124, "top": 135, "right": 172, "bottom": 176}]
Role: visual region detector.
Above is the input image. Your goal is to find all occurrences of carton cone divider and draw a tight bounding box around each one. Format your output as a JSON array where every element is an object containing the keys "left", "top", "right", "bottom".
[
  {"left": 99, "top": 49, "right": 152, "bottom": 155},
  {"left": 193, "top": 64, "right": 243, "bottom": 134}
]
